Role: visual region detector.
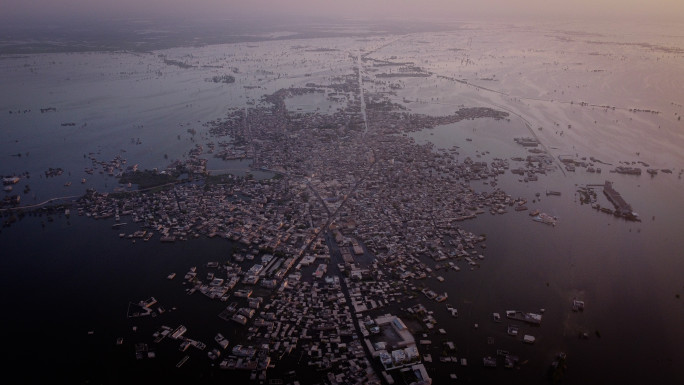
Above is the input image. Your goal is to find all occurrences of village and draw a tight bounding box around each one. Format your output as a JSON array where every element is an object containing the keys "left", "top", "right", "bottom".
[
  {"left": 0, "top": 50, "right": 636, "bottom": 384},
  {"left": 58, "top": 64, "right": 570, "bottom": 383}
]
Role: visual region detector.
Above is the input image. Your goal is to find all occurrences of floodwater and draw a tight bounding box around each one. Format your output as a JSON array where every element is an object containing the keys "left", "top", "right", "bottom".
[
  {"left": 1, "top": 20, "right": 683, "bottom": 384},
  {"left": 407, "top": 107, "right": 684, "bottom": 384}
]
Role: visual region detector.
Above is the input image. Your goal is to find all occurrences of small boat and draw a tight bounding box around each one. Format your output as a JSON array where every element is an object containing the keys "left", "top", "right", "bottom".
[
  {"left": 167, "top": 273, "right": 176, "bottom": 280},
  {"left": 493, "top": 313, "right": 501, "bottom": 322}
]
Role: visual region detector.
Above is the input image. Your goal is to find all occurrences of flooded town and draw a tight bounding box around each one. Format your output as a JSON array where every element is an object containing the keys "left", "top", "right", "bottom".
[{"left": 1, "top": 6, "right": 684, "bottom": 385}]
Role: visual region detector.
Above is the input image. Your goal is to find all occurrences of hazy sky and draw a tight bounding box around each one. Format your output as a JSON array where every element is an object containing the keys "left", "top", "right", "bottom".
[{"left": 3, "top": 0, "right": 684, "bottom": 24}]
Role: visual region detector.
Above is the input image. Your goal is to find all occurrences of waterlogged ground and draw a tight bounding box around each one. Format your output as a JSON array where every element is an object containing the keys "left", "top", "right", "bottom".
[
  {"left": 361, "top": 22, "right": 684, "bottom": 168},
  {"left": 0, "top": 37, "right": 361, "bottom": 198},
  {"left": 3, "top": 21, "right": 683, "bottom": 196},
  {"left": 1, "top": 20, "right": 684, "bottom": 384}
]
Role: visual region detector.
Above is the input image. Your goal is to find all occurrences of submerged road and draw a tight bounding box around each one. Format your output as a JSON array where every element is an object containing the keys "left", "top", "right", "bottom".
[
  {"left": 0, "top": 194, "right": 82, "bottom": 212},
  {"left": 324, "top": 231, "right": 388, "bottom": 383},
  {"left": 300, "top": 159, "right": 376, "bottom": 255},
  {"left": 357, "top": 52, "right": 369, "bottom": 137}
]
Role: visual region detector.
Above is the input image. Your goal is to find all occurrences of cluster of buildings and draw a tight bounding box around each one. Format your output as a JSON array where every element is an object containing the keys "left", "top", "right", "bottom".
[
  {"left": 78, "top": 175, "right": 320, "bottom": 254},
  {"left": 23, "top": 57, "right": 575, "bottom": 383}
]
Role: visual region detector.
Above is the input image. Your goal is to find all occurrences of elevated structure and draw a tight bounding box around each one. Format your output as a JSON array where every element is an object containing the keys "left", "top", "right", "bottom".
[
  {"left": 603, "top": 181, "right": 639, "bottom": 220},
  {"left": 367, "top": 314, "right": 430, "bottom": 383}
]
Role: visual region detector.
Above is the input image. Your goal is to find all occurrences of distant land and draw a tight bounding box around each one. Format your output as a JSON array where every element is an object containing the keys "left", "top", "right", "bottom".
[{"left": 0, "top": 17, "right": 461, "bottom": 54}]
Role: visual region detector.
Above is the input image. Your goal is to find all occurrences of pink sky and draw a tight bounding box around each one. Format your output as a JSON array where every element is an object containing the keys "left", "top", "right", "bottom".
[{"left": 2, "top": 0, "right": 684, "bottom": 23}]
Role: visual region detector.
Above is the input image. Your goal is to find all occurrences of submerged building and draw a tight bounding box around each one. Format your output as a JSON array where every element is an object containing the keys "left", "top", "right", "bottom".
[
  {"left": 367, "top": 314, "right": 432, "bottom": 384},
  {"left": 603, "top": 181, "right": 639, "bottom": 220}
]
